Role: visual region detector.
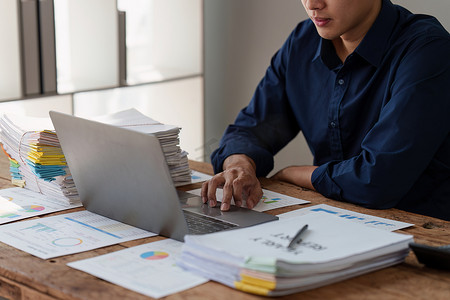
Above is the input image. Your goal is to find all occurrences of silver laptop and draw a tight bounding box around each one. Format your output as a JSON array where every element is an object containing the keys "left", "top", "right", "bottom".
[{"left": 49, "top": 111, "right": 277, "bottom": 241}]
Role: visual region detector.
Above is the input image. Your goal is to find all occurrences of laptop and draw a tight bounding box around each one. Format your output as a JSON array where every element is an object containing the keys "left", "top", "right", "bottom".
[{"left": 49, "top": 111, "right": 278, "bottom": 241}]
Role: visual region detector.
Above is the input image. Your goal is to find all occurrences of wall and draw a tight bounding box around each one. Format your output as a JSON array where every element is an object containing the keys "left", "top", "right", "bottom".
[
  {"left": 393, "top": 0, "right": 450, "bottom": 30},
  {"left": 0, "top": 0, "right": 204, "bottom": 161},
  {"left": 204, "top": 0, "right": 310, "bottom": 175},
  {"left": 204, "top": 0, "right": 450, "bottom": 175}
]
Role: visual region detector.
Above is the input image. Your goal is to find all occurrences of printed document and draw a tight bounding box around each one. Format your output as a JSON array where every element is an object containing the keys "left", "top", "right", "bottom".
[
  {"left": 178, "top": 213, "right": 413, "bottom": 296},
  {"left": 190, "top": 170, "right": 212, "bottom": 183},
  {"left": 69, "top": 239, "right": 208, "bottom": 299},
  {"left": 0, "top": 187, "right": 81, "bottom": 225},
  {"left": 278, "top": 204, "right": 413, "bottom": 231},
  {"left": 188, "top": 188, "right": 309, "bottom": 211},
  {"left": 0, "top": 210, "right": 155, "bottom": 259}
]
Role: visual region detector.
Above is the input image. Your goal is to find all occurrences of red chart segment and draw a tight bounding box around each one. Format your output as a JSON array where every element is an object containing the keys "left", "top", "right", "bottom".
[{"left": 20, "top": 205, "right": 45, "bottom": 212}]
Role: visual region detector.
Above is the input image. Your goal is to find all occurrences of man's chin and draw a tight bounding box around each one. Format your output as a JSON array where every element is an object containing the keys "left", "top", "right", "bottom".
[{"left": 315, "top": 29, "right": 341, "bottom": 41}]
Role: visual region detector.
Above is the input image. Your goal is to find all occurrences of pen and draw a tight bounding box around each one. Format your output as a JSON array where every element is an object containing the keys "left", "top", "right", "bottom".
[{"left": 287, "top": 224, "right": 308, "bottom": 250}]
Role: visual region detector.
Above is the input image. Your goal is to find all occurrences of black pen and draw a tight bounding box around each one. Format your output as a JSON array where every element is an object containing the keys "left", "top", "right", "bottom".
[{"left": 287, "top": 224, "right": 308, "bottom": 250}]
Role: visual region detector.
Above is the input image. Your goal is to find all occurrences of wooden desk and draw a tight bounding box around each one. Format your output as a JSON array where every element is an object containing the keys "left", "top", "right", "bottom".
[{"left": 0, "top": 155, "right": 449, "bottom": 300}]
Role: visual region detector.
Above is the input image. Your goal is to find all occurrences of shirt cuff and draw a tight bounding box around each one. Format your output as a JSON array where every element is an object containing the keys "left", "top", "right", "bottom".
[{"left": 311, "top": 163, "right": 343, "bottom": 200}]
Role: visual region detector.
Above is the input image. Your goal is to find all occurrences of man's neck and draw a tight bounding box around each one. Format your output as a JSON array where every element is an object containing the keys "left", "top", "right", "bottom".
[{"left": 332, "top": 1, "right": 382, "bottom": 63}]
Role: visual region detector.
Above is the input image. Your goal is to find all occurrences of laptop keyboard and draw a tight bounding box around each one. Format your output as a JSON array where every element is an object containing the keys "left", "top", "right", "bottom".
[{"left": 183, "top": 210, "right": 238, "bottom": 234}]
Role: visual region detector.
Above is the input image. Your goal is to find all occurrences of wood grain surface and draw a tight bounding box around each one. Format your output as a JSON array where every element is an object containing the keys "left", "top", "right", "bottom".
[{"left": 0, "top": 154, "right": 448, "bottom": 300}]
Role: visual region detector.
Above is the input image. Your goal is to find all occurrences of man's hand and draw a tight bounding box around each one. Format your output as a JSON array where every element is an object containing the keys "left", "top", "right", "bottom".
[{"left": 201, "top": 154, "right": 263, "bottom": 211}]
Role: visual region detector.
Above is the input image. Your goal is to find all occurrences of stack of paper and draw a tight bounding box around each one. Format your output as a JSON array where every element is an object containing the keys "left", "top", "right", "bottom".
[
  {"left": 177, "top": 213, "right": 413, "bottom": 296},
  {"left": 90, "top": 109, "right": 191, "bottom": 186},
  {"left": 89, "top": 109, "right": 191, "bottom": 186},
  {"left": 0, "top": 108, "right": 191, "bottom": 204},
  {"left": 0, "top": 114, "right": 78, "bottom": 202}
]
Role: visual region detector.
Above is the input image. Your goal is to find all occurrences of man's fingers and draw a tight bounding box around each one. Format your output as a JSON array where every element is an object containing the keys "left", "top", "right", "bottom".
[
  {"left": 221, "top": 181, "right": 234, "bottom": 210},
  {"left": 205, "top": 174, "right": 225, "bottom": 207},
  {"left": 201, "top": 166, "right": 262, "bottom": 211},
  {"left": 220, "top": 170, "right": 239, "bottom": 211},
  {"left": 231, "top": 178, "right": 244, "bottom": 208},
  {"left": 244, "top": 186, "right": 263, "bottom": 209},
  {"left": 200, "top": 181, "right": 209, "bottom": 203}
]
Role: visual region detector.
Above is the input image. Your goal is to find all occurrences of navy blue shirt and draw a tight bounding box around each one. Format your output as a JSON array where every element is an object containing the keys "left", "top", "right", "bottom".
[{"left": 211, "top": 0, "right": 450, "bottom": 220}]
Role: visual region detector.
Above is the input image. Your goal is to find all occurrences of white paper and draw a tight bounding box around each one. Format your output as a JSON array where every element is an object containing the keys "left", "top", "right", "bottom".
[
  {"left": 181, "top": 213, "right": 413, "bottom": 273},
  {"left": 188, "top": 188, "right": 309, "bottom": 211},
  {"left": 179, "top": 211, "right": 414, "bottom": 296},
  {"left": 0, "top": 187, "right": 82, "bottom": 224},
  {"left": 68, "top": 239, "right": 208, "bottom": 299},
  {"left": 0, "top": 108, "right": 191, "bottom": 202},
  {"left": 0, "top": 210, "right": 156, "bottom": 259},
  {"left": 277, "top": 204, "right": 413, "bottom": 231},
  {"left": 190, "top": 170, "right": 212, "bottom": 183}
]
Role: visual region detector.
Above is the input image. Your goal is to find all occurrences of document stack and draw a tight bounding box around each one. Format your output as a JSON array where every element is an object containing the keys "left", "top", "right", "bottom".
[
  {"left": 0, "top": 114, "right": 78, "bottom": 203},
  {"left": 0, "top": 108, "right": 191, "bottom": 204},
  {"left": 178, "top": 213, "right": 413, "bottom": 296},
  {"left": 91, "top": 109, "right": 191, "bottom": 186}
]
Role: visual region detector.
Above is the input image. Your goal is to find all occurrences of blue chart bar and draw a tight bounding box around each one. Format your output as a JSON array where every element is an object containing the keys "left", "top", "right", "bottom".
[
  {"left": 64, "top": 217, "right": 122, "bottom": 239},
  {"left": 22, "top": 223, "right": 57, "bottom": 233},
  {"left": 0, "top": 213, "right": 20, "bottom": 219}
]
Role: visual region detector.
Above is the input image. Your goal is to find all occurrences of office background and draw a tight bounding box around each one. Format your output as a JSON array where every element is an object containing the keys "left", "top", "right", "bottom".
[
  {"left": 204, "top": 0, "right": 450, "bottom": 175},
  {"left": 0, "top": 0, "right": 449, "bottom": 176}
]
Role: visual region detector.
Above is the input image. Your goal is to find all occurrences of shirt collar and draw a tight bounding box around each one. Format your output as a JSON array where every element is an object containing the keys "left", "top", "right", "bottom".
[
  {"left": 316, "top": 38, "right": 342, "bottom": 70},
  {"left": 355, "top": 0, "right": 398, "bottom": 67},
  {"left": 313, "top": 0, "right": 398, "bottom": 68}
]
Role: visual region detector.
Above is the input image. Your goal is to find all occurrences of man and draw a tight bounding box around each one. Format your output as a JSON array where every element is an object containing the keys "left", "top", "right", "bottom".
[{"left": 201, "top": 0, "right": 450, "bottom": 221}]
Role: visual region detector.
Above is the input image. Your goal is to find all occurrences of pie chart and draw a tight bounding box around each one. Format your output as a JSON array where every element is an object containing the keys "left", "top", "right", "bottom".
[
  {"left": 140, "top": 251, "right": 169, "bottom": 260},
  {"left": 52, "top": 237, "right": 83, "bottom": 247},
  {"left": 20, "top": 205, "right": 45, "bottom": 213}
]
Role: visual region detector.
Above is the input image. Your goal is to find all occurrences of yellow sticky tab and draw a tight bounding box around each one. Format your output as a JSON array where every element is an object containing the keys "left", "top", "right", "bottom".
[
  {"left": 234, "top": 281, "right": 270, "bottom": 296},
  {"left": 12, "top": 179, "right": 26, "bottom": 188},
  {"left": 29, "top": 144, "right": 63, "bottom": 153},
  {"left": 26, "top": 156, "right": 66, "bottom": 165},
  {"left": 240, "top": 274, "right": 276, "bottom": 290},
  {"left": 42, "top": 130, "right": 57, "bottom": 135}
]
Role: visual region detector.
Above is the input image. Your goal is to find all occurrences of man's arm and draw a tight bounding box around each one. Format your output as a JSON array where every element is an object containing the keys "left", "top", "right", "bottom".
[
  {"left": 204, "top": 23, "right": 311, "bottom": 211},
  {"left": 312, "top": 37, "right": 450, "bottom": 210},
  {"left": 271, "top": 165, "right": 318, "bottom": 191}
]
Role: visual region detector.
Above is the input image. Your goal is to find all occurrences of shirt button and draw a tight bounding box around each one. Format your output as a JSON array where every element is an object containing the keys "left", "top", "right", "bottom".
[
  {"left": 338, "top": 79, "right": 345, "bottom": 85},
  {"left": 330, "top": 121, "right": 336, "bottom": 128}
]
